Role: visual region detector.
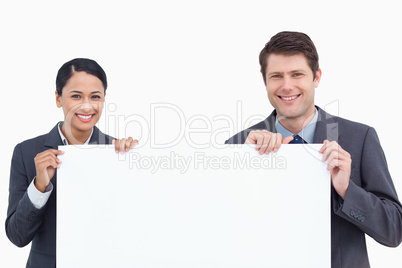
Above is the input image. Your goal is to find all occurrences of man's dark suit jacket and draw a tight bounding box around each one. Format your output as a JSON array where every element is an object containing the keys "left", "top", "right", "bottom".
[
  {"left": 226, "top": 106, "right": 402, "bottom": 268},
  {"left": 5, "top": 123, "right": 114, "bottom": 268}
]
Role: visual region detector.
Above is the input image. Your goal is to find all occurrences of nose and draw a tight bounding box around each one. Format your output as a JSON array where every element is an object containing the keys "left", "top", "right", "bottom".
[
  {"left": 282, "top": 75, "right": 293, "bottom": 90},
  {"left": 80, "top": 99, "right": 94, "bottom": 111}
]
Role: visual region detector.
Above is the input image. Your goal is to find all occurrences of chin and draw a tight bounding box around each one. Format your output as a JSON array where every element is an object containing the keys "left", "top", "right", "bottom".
[
  {"left": 73, "top": 119, "right": 98, "bottom": 131},
  {"left": 277, "top": 109, "right": 301, "bottom": 119},
  {"left": 279, "top": 105, "right": 313, "bottom": 118}
]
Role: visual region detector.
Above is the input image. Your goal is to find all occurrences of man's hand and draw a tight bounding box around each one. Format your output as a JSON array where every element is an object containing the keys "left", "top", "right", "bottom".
[
  {"left": 245, "top": 130, "right": 294, "bottom": 155},
  {"left": 113, "top": 137, "right": 139, "bottom": 154},
  {"left": 319, "top": 140, "right": 351, "bottom": 199},
  {"left": 34, "top": 149, "right": 65, "bottom": 193}
]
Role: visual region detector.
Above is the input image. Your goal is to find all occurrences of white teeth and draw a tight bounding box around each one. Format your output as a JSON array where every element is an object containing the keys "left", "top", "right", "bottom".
[
  {"left": 282, "top": 96, "right": 298, "bottom": 101},
  {"left": 77, "top": 114, "right": 92, "bottom": 119}
]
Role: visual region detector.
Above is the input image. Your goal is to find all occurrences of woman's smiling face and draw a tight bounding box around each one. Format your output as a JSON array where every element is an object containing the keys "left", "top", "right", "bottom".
[{"left": 56, "top": 71, "right": 105, "bottom": 137}]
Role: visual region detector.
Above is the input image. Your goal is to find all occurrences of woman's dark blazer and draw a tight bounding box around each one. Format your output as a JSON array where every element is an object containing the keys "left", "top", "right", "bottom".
[{"left": 5, "top": 123, "right": 114, "bottom": 268}]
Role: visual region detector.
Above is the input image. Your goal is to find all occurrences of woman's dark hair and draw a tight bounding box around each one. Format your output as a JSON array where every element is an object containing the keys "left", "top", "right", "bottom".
[
  {"left": 56, "top": 58, "right": 107, "bottom": 96},
  {"left": 259, "top": 31, "right": 319, "bottom": 83}
]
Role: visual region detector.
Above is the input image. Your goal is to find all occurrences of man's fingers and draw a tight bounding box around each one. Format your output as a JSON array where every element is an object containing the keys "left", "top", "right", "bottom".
[
  {"left": 282, "top": 136, "right": 294, "bottom": 144},
  {"left": 245, "top": 135, "right": 256, "bottom": 144},
  {"left": 255, "top": 133, "right": 265, "bottom": 150},
  {"left": 321, "top": 141, "right": 340, "bottom": 161},
  {"left": 326, "top": 152, "right": 340, "bottom": 169},
  {"left": 267, "top": 133, "right": 282, "bottom": 154},
  {"left": 245, "top": 131, "right": 258, "bottom": 144},
  {"left": 257, "top": 132, "right": 274, "bottom": 154},
  {"left": 244, "top": 131, "right": 287, "bottom": 154},
  {"left": 319, "top": 140, "right": 330, "bottom": 154},
  {"left": 320, "top": 141, "right": 351, "bottom": 172},
  {"left": 259, "top": 132, "right": 281, "bottom": 154}
]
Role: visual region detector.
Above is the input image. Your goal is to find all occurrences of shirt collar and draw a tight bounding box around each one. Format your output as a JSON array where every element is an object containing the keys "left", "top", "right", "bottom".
[
  {"left": 275, "top": 108, "right": 318, "bottom": 144},
  {"left": 58, "top": 122, "right": 94, "bottom": 145}
]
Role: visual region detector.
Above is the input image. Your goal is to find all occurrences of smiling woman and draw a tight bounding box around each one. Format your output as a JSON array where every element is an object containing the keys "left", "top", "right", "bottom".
[
  {"left": 56, "top": 70, "right": 106, "bottom": 144},
  {"left": 5, "top": 58, "right": 138, "bottom": 268}
]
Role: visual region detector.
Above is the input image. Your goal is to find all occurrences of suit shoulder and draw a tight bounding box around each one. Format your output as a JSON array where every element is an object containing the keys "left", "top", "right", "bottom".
[
  {"left": 328, "top": 115, "right": 379, "bottom": 148},
  {"left": 16, "top": 133, "right": 48, "bottom": 149},
  {"left": 11, "top": 133, "right": 50, "bottom": 168},
  {"left": 332, "top": 115, "right": 372, "bottom": 133}
]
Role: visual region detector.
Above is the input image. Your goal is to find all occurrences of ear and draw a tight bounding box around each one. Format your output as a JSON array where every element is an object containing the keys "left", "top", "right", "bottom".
[
  {"left": 55, "top": 91, "right": 62, "bottom": 108},
  {"left": 313, "top": 68, "right": 322, "bottom": 88}
]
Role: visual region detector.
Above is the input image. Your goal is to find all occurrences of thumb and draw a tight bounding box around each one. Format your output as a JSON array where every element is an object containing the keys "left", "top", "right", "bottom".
[{"left": 282, "top": 136, "right": 294, "bottom": 144}]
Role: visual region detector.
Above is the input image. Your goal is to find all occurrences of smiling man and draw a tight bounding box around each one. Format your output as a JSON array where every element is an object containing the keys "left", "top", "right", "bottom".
[{"left": 225, "top": 31, "right": 402, "bottom": 267}]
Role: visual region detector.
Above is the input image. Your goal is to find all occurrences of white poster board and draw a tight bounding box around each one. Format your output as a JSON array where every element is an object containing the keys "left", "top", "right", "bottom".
[{"left": 57, "top": 144, "right": 330, "bottom": 268}]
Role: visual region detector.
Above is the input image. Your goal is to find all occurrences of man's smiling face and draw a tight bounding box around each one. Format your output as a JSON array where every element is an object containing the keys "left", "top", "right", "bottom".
[{"left": 265, "top": 53, "right": 321, "bottom": 123}]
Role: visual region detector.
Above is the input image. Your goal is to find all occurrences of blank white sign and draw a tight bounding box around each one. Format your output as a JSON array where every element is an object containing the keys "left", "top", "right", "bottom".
[{"left": 57, "top": 144, "right": 330, "bottom": 268}]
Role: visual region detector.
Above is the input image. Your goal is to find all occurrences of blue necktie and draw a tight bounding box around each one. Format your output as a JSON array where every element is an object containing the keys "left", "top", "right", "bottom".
[{"left": 289, "top": 134, "right": 307, "bottom": 144}]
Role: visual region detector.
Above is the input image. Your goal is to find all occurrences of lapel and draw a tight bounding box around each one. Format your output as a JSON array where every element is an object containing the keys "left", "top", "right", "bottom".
[
  {"left": 89, "top": 126, "right": 111, "bottom": 144},
  {"left": 313, "top": 106, "right": 339, "bottom": 143},
  {"left": 44, "top": 122, "right": 64, "bottom": 149},
  {"left": 260, "top": 110, "right": 277, "bottom": 132}
]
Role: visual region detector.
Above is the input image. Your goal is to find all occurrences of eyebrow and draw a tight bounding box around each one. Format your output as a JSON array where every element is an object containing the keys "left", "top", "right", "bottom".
[
  {"left": 267, "top": 70, "right": 306, "bottom": 76},
  {"left": 68, "top": 90, "right": 103, "bottom": 94},
  {"left": 290, "top": 69, "right": 306, "bottom": 73}
]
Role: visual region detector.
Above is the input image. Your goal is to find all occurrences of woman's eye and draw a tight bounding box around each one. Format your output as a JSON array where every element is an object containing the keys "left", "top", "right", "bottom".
[
  {"left": 72, "top": 95, "right": 81, "bottom": 99},
  {"left": 92, "top": 95, "right": 101, "bottom": 99}
]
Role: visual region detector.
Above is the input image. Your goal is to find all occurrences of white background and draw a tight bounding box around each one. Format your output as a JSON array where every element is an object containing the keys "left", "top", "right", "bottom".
[{"left": 1, "top": 0, "right": 401, "bottom": 267}]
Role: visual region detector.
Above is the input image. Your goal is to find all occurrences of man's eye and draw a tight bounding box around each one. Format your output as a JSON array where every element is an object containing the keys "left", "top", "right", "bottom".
[{"left": 293, "top": 73, "right": 303, "bottom": 77}]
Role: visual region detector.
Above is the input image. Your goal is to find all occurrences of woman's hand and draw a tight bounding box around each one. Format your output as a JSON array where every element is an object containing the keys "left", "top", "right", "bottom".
[
  {"left": 34, "top": 149, "right": 65, "bottom": 193},
  {"left": 112, "top": 137, "right": 139, "bottom": 154}
]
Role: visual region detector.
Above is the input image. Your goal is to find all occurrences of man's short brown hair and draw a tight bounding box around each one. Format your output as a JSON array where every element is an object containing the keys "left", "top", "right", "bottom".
[{"left": 259, "top": 31, "right": 319, "bottom": 83}]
